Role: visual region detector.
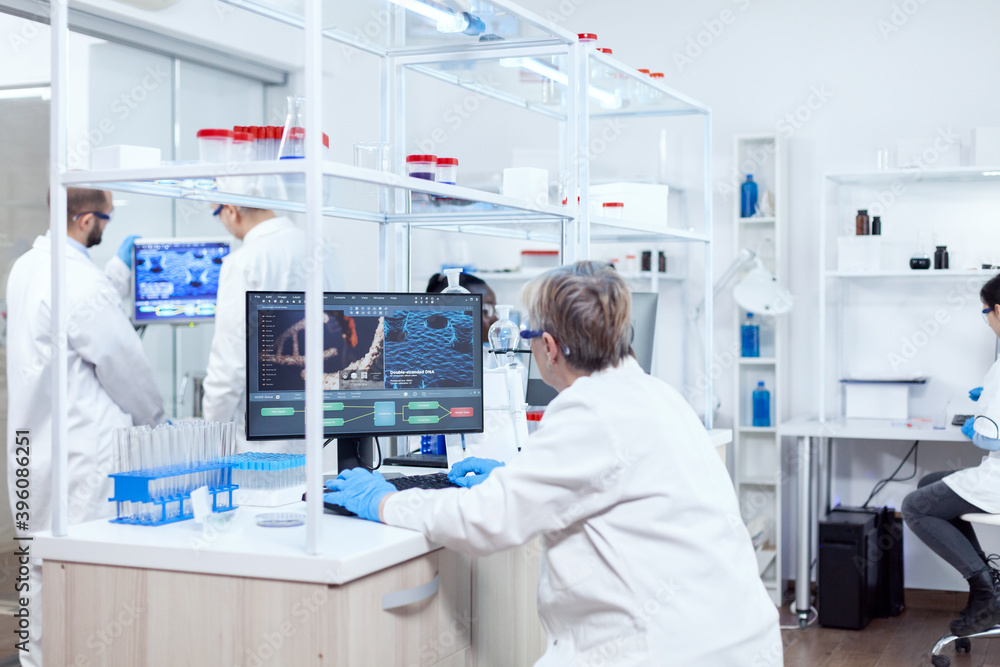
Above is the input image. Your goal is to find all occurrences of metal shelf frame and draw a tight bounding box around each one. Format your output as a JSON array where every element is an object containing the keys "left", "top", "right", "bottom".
[
  {"left": 732, "top": 134, "right": 786, "bottom": 605},
  {"left": 47, "top": 0, "right": 715, "bottom": 557}
]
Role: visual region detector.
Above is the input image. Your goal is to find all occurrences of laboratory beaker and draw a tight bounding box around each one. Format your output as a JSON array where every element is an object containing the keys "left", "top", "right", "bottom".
[{"left": 354, "top": 142, "right": 389, "bottom": 172}]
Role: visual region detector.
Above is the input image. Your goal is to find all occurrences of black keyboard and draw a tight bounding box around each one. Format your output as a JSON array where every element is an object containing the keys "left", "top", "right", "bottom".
[
  {"left": 382, "top": 453, "right": 449, "bottom": 469},
  {"left": 387, "top": 472, "right": 457, "bottom": 491},
  {"left": 322, "top": 473, "right": 458, "bottom": 517}
]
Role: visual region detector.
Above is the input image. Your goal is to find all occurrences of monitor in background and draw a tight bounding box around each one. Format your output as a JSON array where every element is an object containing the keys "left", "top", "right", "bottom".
[
  {"left": 245, "top": 291, "right": 484, "bottom": 468},
  {"left": 525, "top": 292, "right": 658, "bottom": 407},
  {"left": 132, "top": 237, "right": 231, "bottom": 324}
]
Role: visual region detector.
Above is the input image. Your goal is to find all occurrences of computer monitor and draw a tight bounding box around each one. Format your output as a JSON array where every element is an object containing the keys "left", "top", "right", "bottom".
[
  {"left": 525, "top": 291, "right": 658, "bottom": 407},
  {"left": 245, "top": 291, "right": 484, "bottom": 448},
  {"left": 132, "top": 237, "right": 231, "bottom": 324}
]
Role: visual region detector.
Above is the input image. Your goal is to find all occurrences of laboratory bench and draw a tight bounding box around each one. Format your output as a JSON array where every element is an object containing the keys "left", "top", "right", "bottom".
[
  {"left": 35, "top": 465, "right": 547, "bottom": 667},
  {"left": 36, "top": 432, "right": 732, "bottom": 665}
]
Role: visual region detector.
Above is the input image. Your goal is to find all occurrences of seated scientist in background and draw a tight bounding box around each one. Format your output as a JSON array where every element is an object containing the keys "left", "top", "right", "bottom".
[
  {"left": 326, "top": 261, "right": 783, "bottom": 666},
  {"left": 201, "top": 203, "right": 342, "bottom": 452}
]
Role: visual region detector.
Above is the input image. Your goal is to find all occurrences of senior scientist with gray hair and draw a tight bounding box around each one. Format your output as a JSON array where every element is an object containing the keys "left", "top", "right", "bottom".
[{"left": 325, "top": 261, "right": 782, "bottom": 666}]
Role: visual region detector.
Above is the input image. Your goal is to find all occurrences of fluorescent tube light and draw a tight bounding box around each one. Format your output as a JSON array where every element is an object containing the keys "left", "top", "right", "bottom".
[
  {"left": 0, "top": 86, "right": 51, "bottom": 101},
  {"left": 500, "top": 58, "right": 621, "bottom": 109},
  {"left": 387, "top": 0, "right": 469, "bottom": 33}
]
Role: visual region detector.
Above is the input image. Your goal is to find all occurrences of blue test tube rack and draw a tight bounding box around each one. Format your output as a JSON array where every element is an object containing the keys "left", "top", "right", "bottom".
[{"left": 108, "top": 461, "right": 238, "bottom": 526}]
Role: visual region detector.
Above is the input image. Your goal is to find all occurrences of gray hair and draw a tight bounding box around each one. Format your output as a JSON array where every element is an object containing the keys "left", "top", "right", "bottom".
[{"left": 522, "top": 261, "right": 633, "bottom": 373}]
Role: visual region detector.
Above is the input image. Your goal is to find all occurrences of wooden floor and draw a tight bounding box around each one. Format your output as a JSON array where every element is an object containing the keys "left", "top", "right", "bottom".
[{"left": 779, "top": 592, "right": 1000, "bottom": 666}]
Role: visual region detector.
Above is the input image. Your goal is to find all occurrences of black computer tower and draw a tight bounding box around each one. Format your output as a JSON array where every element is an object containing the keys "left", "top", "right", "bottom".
[
  {"left": 819, "top": 507, "right": 904, "bottom": 629},
  {"left": 873, "top": 508, "right": 905, "bottom": 618},
  {"left": 819, "top": 509, "right": 879, "bottom": 629}
]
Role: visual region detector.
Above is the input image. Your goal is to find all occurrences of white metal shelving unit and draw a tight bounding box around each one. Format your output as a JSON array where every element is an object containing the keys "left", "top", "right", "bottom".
[
  {"left": 46, "top": 0, "right": 716, "bottom": 555},
  {"left": 817, "top": 167, "right": 1000, "bottom": 420},
  {"left": 732, "top": 134, "right": 786, "bottom": 604}
]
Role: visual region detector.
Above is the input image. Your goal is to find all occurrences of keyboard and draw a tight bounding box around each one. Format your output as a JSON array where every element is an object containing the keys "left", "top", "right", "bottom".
[{"left": 322, "top": 472, "right": 458, "bottom": 517}]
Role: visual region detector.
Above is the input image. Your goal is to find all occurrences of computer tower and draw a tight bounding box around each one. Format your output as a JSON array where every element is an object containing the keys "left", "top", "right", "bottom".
[
  {"left": 873, "top": 508, "right": 905, "bottom": 618},
  {"left": 819, "top": 509, "right": 879, "bottom": 629}
]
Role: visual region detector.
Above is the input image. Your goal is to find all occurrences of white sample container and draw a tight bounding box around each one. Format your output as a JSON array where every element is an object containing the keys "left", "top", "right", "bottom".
[
  {"left": 844, "top": 383, "right": 910, "bottom": 420},
  {"left": 601, "top": 201, "right": 625, "bottom": 219},
  {"left": 590, "top": 182, "right": 669, "bottom": 232},
  {"left": 503, "top": 167, "right": 549, "bottom": 205},
  {"left": 196, "top": 129, "right": 233, "bottom": 163},
  {"left": 837, "top": 236, "right": 883, "bottom": 272},
  {"left": 520, "top": 250, "right": 559, "bottom": 270},
  {"left": 231, "top": 131, "right": 255, "bottom": 162},
  {"left": 91, "top": 145, "right": 162, "bottom": 170}
]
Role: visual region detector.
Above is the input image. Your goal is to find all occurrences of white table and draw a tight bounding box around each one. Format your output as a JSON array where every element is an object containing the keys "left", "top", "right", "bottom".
[{"left": 779, "top": 417, "right": 970, "bottom": 628}]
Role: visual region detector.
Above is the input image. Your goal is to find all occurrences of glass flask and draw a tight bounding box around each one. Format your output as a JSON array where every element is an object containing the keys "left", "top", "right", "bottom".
[
  {"left": 277, "top": 95, "right": 306, "bottom": 160},
  {"left": 441, "top": 268, "right": 470, "bottom": 294},
  {"left": 488, "top": 305, "right": 521, "bottom": 356}
]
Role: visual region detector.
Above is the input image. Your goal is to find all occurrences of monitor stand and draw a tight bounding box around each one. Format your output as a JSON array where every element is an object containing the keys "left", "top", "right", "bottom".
[{"left": 332, "top": 436, "right": 375, "bottom": 472}]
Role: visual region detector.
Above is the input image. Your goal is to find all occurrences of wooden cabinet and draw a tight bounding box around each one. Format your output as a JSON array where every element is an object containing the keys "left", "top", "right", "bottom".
[{"left": 43, "top": 549, "right": 472, "bottom": 667}]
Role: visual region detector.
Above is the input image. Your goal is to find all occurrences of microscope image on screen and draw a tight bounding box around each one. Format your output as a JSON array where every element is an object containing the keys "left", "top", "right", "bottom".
[
  {"left": 133, "top": 239, "right": 230, "bottom": 322},
  {"left": 383, "top": 310, "right": 475, "bottom": 389},
  {"left": 259, "top": 310, "right": 385, "bottom": 391},
  {"left": 135, "top": 247, "right": 224, "bottom": 301}
]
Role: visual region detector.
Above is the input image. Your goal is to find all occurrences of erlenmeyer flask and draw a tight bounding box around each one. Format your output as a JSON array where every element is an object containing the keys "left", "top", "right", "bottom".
[
  {"left": 441, "top": 268, "right": 470, "bottom": 294},
  {"left": 277, "top": 96, "right": 305, "bottom": 160}
]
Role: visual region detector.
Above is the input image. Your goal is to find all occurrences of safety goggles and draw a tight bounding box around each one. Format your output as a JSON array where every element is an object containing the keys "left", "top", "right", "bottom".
[
  {"left": 73, "top": 211, "right": 112, "bottom": 222},
  {"left": 521, "top": 329, "right": 570, "bottom": 357},
  {"left": 213, "top": 204, "right": 224, "bottom": 216}
]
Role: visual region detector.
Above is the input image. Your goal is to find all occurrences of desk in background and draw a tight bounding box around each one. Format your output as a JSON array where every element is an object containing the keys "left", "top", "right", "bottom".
[{"left": 779, "top": 417, "right": 970, "bottom": 628}]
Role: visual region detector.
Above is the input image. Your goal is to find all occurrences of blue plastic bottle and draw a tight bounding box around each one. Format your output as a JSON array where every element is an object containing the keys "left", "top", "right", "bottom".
[
  {"left": 741, "top": 312, "right": 760, "bottom": 358},
  {"left": 741, "top": 174, "right": 758, "bottom": 218},
  {"left": 753, "top": 381, "right": 771, "bottom": 427}
]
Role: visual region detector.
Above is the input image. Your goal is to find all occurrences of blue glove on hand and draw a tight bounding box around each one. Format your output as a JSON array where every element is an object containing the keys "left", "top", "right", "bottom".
[
  {"left": 117, "top": 234, "right": 140, "bottom": 268},
  {"left": 323, "top": 468, "right": 395, "bottom": 522},
  {"left": 970, "top": 387, "right": 984, "bottom": 402},
  {"left": 962, "top": 416, "right": 977, "bottom": 440},
  {"left": 448, "top": 457, "right": 505, "bottom": 488}
]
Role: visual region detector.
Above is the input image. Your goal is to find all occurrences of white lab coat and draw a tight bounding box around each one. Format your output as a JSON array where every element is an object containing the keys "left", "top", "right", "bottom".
[
  {"left": 945, "top": 358, "right": 1000, "bottom": 513},
  {"left": 5, "top": 234, "right": 165, "bottom": 533},
  {"left": 201, "top": 217, "right": 342, "bottom": 451},
  {"left": 384, "top": 358, "right": 782, "bottom": 666}
]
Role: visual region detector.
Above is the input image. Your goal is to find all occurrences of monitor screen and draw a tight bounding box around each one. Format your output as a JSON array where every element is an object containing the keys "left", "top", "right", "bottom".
[
  {"left": 245, "top": 291, "right": 484, "bottom": 440},
  {"left": 132, "top": 237, "right": 231, "bottom": 324}
]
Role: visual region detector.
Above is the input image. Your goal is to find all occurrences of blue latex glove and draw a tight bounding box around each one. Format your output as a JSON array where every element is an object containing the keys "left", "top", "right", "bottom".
[
  {"left": 448, "top": 457, "right": 505, "bottom": 488},
  {"left": 970, "top": 387, "right": 984, "bottom": 402},
  {"left": 117, "top": 234, "right": 140, "bottom": 268},
  {"left": 323, "top": 468, "right": 395, "bottom": 522},
  {"left": 962, "top": 417, "right": 976, "bottom": 440}
]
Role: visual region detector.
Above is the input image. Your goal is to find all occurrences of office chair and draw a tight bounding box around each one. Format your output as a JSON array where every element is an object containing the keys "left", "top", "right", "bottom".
[{"left": 930, "top": 513, "right": 1000, "bottom": 667}]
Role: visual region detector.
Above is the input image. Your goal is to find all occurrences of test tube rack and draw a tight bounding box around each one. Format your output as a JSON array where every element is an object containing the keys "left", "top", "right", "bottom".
[
  {"left": 228, "top": 453, "right": 307, "bottom": 508},
  {"left": 109, "top": 461, "right": 238, "bottom": 526}
]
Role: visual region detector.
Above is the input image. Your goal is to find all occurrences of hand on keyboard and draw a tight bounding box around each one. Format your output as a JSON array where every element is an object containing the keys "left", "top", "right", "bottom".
[
  {"left": 323, "top": 469, "right": 396, "bottom": 522},
  {"left": 323, "top": 471, "right": 459, "bottom": 518}
]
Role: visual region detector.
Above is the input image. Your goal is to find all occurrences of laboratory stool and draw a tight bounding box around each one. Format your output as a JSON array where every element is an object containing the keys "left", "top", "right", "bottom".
[{"left": 929, "top": 513, "right": 1000, "bottom": 667}]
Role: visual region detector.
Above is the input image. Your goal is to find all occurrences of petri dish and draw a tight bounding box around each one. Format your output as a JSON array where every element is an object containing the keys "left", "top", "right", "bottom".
[{"left": 256, "top": 512, "right": 306, "bottom": 528}]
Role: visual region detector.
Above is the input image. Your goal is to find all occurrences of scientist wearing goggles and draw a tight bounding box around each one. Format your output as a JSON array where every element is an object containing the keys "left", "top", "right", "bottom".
[
  {"left": 904, "top": 273, "right": 1000, "bottom": 638},
  {"left": 326, "top": 261, "right": 782, "bottom": 666}
]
